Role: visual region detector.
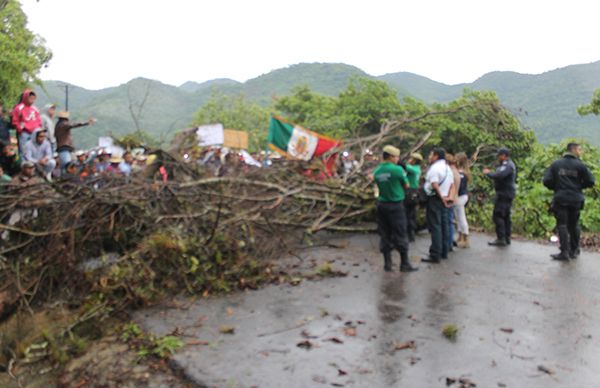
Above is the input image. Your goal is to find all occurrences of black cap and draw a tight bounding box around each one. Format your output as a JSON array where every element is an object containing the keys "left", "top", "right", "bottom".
[{"left": 497, "top": 147, "right": 510, "bottom": 156}]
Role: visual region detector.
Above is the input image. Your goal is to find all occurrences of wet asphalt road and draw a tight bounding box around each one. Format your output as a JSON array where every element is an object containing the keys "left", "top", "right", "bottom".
[{"left": 136, "top": 233, "right": 600, "bottom": 388}]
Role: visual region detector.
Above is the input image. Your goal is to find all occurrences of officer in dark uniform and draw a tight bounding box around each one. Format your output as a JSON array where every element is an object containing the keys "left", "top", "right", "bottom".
[
  {"left": 543, "top": 143, "right": 595, "bottom": 261},
  {"left": 483, "top": 147, "right": 516, "bottom": 247},
  {"left": 373, "top": 145, "right": 418, "bottom": 272}
]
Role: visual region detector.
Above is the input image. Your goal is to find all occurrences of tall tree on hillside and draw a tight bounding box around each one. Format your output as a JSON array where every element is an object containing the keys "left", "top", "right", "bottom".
[
  {"left": 578, "top": 89, "right": 600, "bottom": 116},
  {"left": 193, "top": 91, "right": 270, "bottom": 151},
  {"left": 0, "top": 0, "right": 52, "bottom": 104},
  {"left": 337, "top": 77, "right": 404, "bottom": 135}
]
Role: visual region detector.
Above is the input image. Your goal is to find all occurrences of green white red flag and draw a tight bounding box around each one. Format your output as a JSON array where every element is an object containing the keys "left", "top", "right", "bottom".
[{"left": 267, "top": 116, "right": 340, "bottom": 161}]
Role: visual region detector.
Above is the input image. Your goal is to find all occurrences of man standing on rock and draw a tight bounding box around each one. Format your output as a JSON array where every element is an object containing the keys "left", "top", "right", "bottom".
[
  {"left": 55, "top": 111, "right": 96, "bottom": 167},
  {"left": 373, "top": 145, "right": 418, "bottom": 272},
  {"left": 484, "top": 148, "right": 517, "bottom": 247},
  {"left": 422, "top": 148, "right": 454, "bottom": 263},
  {"left": 543, "top": 143, "right": 595, "bottom": 261}
]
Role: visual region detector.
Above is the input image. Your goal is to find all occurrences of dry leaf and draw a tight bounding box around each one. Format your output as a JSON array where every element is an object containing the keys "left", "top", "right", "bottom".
[
  {"left": 297, "top": 340, "right": 314, "bottom": 350},
  {"left": 343, "top": 327, "right": 357, "bottom": 337},
  {"left": 393, "top": 340, "right": 416, "bottom": 351},
  {"left": 219, "top": 325, "right": 235, "bottom": 334}
]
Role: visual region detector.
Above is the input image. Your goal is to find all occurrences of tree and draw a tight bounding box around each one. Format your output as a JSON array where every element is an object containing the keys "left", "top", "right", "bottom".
[
  {"left": 578, "top": 89, "right": 600, "bottom": 116},
  {"left": 0, "top": 0, "right": 52, "bottom": 105},
  {"left": 274, "top": 85, "right": 340, "bottom": 136},
  {"left": 337, "top": 77, "right": 404, "bottom": 135},
  {"left": 192, "top": 91, "right": 271, "bottom": 151}
]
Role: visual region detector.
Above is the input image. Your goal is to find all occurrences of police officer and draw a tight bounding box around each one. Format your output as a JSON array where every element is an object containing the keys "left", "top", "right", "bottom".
[
  {"left": 483, "top": 147, "right": 516, "bottom": 247},
  {"left": 373, "top": 145, "right": 418, "bottom": 272},
  {"left": 543, "top": 143, "right": 595, "bottom": 261}
]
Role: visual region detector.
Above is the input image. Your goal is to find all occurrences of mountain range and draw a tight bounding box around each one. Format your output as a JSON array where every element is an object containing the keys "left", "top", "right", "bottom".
[{"left": 33, "top": 61, "right": 600, "bottom": 149}]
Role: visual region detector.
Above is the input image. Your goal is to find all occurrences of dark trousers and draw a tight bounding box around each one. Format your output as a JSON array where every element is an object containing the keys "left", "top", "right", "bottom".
[
  {"left": 493, "top": 197, "right": 513, "bottom": 241},
  {"left": 554, "top": 203, "right": 581, "bottom": 254},
  {"left": 448, "top": 206, "right": 455, "bottom": 249},
  {"left": 405, "top": 203, "right": 417, "bottom": 240},
  {"left": 427, "top": 196, "right": 449, "bottom": 259},
  {"left": 377, "top": 201, "right": 409, "bottom": 257}
]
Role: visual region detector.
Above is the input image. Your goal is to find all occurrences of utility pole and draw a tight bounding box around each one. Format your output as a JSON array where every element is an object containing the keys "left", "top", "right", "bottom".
[{"left": 63, "top": 84, "right": 69, "bottom": 111}]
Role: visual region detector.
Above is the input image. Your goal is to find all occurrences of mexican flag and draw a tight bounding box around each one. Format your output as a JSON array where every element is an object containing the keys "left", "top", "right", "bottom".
[{"left": 268, "top": 116, "right": 340, "bottom": 161}]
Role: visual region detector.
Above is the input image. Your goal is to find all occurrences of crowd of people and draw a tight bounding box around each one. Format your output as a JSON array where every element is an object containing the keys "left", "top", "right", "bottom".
[
  {"left": 372, "top": 143, "right": 595, "bottom": 272},
  {"left": 0, "top": 89, "right": 157, "bottom": 188}
]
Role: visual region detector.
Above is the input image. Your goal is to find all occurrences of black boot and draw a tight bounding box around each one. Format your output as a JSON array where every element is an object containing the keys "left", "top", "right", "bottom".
[
  {"left": 570, "top": 248, "right": 581, "bottom": 259},
  {"left": 488, "top": 239, "right": 507, "bottom": 247},
  {"left": 383, "top": 252, "right": 393, "bottom": 272},
  {"left": 551, "top": 252, "right": 570, "bottom": 261},
  {"left": 421, "top": 256, "right": 441, "bottom": 264},
  {"left": 400, "top": 253, "right": 418, "bottom": 272}
]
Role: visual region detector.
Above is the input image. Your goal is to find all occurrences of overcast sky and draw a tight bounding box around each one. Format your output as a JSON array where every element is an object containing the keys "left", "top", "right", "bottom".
[{"left": 21, "top": 0, "right": 600, "bottom": 90}]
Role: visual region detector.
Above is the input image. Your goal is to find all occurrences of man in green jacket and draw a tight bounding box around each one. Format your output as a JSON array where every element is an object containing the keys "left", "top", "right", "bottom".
[
  {"left": 373, "top": 145, "right": 418, "bottom": 272},
  {"left": 404, "top": 152, "right": 423, "bottom": 241}
]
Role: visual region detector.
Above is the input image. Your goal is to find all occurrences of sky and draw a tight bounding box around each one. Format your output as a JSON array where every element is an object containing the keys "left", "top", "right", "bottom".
[{"left": 21, "top": 0, "right": 600, "bottom": 90}]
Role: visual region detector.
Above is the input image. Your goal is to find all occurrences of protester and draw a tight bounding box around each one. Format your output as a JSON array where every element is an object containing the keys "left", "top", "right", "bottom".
[
  {"left": 75, "top": 150, "right": 87, "bottom": 168},
  {"left": 372, "top": 145, "right": 418, "bottom": 272},
  {"left": 454, "top": 152, "right": 471, "bottom": 248},
  {"left": 0, "top": 141, "right": 21, "bottom": 177},
  {"left": 132, "top": 154, "right": 147, "bottom": 174},
  {"left": 41, "top": 103, "right": 57, "bottom": 151},
  {"left": 62, "top": 161, "right": 81, "bottom": 183},
  {"left": 446, "top": 154, "right": 461, "bottom": 251},
  {"left": 543, "top": 143, "right": 595, "bottom": 260},
  {"left": 52, "top": 152, "right": 62, "bottom": 180},
  {"left": 404, "top": 152, "right": 423, "bottom": 242},
  {"left": 55, "top": 111, "right": 95, "bottom": 166},
  {"left": 422, "top": 147, "right": 454, "bottom": 263},
  {"left": 0, "top": 102, "right": 11, "bottom": 145},
  {"left": 106, "top": 155, "right": 123, "bottom": 175},
  {"left": 11, "top": 89, "right": 42, "bottom": 157},
  {"left": 96, "top": 149, "right": 111, "bottom": 173},
  {"left": 11, "top": 160, "right": 39, "bottom": 185},
  {"left": 484, "top": 147, "right": 517, "bottom": 247},
  {"left": 119, "top": 152, "right": 134, "bottom": 176},
  {"left": 23, "top": 128, "right": 56, "bottom": 180}
]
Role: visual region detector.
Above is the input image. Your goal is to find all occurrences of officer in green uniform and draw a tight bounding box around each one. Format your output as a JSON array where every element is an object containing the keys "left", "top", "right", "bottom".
[
  {"left": 404, "top": 152, "right": 423, "bottom": 241},
  {"left": 373, "top": 145, "right": 418, "bottom": 272}
]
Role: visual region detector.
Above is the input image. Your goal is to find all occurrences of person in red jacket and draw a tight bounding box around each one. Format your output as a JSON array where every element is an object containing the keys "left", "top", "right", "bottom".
[{"left": 12, "top": 89, "right": 42, "bottom": 158}]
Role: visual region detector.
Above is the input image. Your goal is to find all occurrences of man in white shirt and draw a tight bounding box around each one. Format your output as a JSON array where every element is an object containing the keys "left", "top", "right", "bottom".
[{"left": 422, "top": 148, "right": 454, "bottom": 263}]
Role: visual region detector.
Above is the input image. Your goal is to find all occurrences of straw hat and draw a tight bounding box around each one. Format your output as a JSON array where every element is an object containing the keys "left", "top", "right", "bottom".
[
  {"left": 58, "top": 111, "right": 70, "bottom": 119},
  {"left": 110, "top": 155, "right": 123, "bottom": 164},
  {"left": 382, "top": 145, "right": 400, "bottom": 157}
]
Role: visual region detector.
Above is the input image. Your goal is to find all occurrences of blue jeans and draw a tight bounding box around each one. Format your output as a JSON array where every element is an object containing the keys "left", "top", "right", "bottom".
[
  {"left": 18, "top": 132, "right": 33, "bottom": 158},
  {"left": 59, "top": 150, "right": 72, "bottom": 168}
]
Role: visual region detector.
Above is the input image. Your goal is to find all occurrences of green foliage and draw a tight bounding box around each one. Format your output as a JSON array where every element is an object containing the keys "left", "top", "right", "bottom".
[
  {"left": 337, "top": 77, "right": 405, "bottom": 135},
  {"left": 192, "top": 90, "right": 270, "bottom": 151},
  {"left": 0, "top": 0, "right": 52, "bottom": 104},
  {"left": 578, "top": 89, "right": 600, "bottom": 116},
  {"left": 120, "top": 322, "right": 143, "bottom": 342},
  {"left": 442, "top": 324, "right": 459, "bottom": 341},
  {"left": 137, "top": 335, "right": 183, "bottom": 359},
  {"left": 274, "top": 85, "right": 340, "bottom": 136}
]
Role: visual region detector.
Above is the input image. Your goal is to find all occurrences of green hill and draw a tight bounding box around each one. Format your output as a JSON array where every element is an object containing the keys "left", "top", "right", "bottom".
[{"left": 33, "top": 61, "right": 600, "bottom": 149}]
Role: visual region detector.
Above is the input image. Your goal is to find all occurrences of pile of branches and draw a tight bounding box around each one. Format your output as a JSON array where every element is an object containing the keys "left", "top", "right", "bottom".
[
  {"left": 0, "top": 156, "right": 378, "bottom": 320},
  {"left": 1, "top": 107, "right": 464, "bottom": 326}
]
